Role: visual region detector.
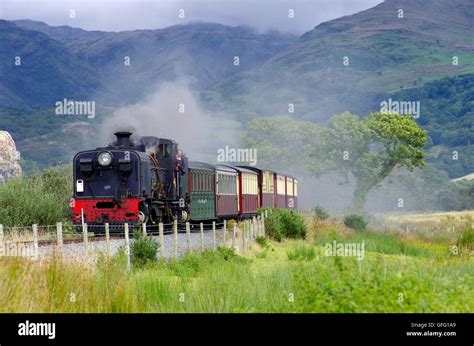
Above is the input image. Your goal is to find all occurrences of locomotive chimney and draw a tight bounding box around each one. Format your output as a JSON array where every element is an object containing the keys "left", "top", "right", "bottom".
[{"left": 114, "top": 131, "right": 133, "bottom": 147}]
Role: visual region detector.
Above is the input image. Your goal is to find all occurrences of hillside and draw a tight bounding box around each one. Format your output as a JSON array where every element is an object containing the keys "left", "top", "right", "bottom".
[
  {"left": 6, "top": 20, "right": 295, "bottom": 106},
  {"left": 204, "top": 0, "right": 474, "bottom": 122},
  {"left": 388, "top": 73, "right": 474, "bottom": 178},
  {"left": 0, "top": 20, "right": 97, "bottom": 107}
]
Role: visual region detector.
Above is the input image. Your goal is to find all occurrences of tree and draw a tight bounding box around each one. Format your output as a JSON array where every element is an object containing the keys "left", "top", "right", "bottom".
[{"left": 310, "top": 112, "right": 427, "bottom": 209}]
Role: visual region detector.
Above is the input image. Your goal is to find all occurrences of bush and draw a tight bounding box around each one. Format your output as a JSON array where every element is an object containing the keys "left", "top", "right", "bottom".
[
  {"left": 343, "top": 214, "right": 367, "bottom": 232},
  {"left": 265, "top": 209, "right": 307, "bottom": 241},
  {"left": 131, "top": 230, "right": 159, "bottom": 267},
  {"left": 314, "top": 205, "right": 330, "bottom": 220},
  {"left": 0, "top": 166, "right": 72, "bottom": 226}
]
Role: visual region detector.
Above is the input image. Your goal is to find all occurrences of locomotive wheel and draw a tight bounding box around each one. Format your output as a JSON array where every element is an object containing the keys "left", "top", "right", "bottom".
[
  {"left": 180, "top": 209, "right": 191, "bottom": 223},
  {"left": 138, "top": 203, "right": 150, "bottom": 224},
  {"left": 138, "top": 211, "right": 148, "bottom": 224}
]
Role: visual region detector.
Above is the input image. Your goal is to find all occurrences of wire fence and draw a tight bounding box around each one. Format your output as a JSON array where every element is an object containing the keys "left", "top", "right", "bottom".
[{"left": 0, "top": 213, "right": 269, "bottom": 268}]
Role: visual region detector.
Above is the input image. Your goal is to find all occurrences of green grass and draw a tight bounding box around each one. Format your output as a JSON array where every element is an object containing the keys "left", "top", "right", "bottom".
[
  {"left": 0, "top": 219, "right": 472, "bottom": 313},
  {"left": 287, "top": 243, "right": 316, "bottom": 261}
]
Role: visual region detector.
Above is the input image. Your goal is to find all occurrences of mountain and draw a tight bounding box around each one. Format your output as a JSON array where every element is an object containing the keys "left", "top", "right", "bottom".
[
  {"left": 204, "top": 0, "right": 474, "bottom": 122},
  {"left": 7, "top": 20, "right": 296, "bottom": 106},
  {"left": 0, "top": 20, "right": 97, "bottom": 107}
]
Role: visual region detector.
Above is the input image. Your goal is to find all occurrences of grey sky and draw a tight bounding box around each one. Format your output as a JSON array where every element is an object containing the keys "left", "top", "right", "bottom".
[{"left": 1, "top": 0, "right": 383, "bottom": 34}]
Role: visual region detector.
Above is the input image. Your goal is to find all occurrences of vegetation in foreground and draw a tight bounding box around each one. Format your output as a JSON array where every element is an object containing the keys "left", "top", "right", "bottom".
[
  {"left": 0, "top": 166, "right": 72, "bottom": 226},
  {"left": 0, "top": 212, "right": 472, "bottom": 313}
]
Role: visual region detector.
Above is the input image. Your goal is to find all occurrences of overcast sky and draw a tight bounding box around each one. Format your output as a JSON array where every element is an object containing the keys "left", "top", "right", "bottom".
[{"left": 1, "top": 0, "right": 383, "bottom": 34}]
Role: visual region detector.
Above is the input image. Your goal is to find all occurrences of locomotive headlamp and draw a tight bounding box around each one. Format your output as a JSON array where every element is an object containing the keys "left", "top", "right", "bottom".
[{"left": 98, "top": 151, "right": 112, "bottom": 167}]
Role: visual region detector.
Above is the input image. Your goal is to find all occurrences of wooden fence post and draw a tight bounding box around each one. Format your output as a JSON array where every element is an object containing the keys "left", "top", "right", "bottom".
[
  {"left": 124, "top": 223, "right": 131, "bottom": 271},
  {"left": 143, "top": 222, "right": 147, "bottom": 237},
  {"left": 200, "top": 223, "right": 204, "bottom": 253},
  {"left": 252, "top": 217, "right": 256, "bottom": 240},
  {"left": 56, "top": 222, "right": 63, "bottom": 258},
  {"left": 105, "top": 223, "right": 110, "bottom": 258},
  {"left": 256, "top": 216, "right": 260, "bottom": 237},
  {"left": 223, "top": 220, "right": 227, "bottom": 247},
  {"left": 159, "top": 223, "right": 164, "bottom": 259},
  {"left": 232, "top": 224, "right": 236, "bottom": 251},
  {"left": 173, "top": 220, "right": 178, "bottom": 259},
  {"left": 186, "top": 222, "right": 191, "bottom": 253},
  {"left": 32, "top": 224, "right": 39, "bottom": 260},
  {"left": 82, "top": 223, "right": 88, "bottom": 256},
  {"left": 212, "top": 221, "right": 216, "bottom": 251},
  {"left": 242, "top": 223, "right": 246, "bottom": 253},
  {"left": 0, "top": 224, "right": 4, "bottom": 252}
]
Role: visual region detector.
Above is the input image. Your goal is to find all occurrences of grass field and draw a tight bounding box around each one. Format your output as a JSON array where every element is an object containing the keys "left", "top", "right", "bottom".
[{"left": 0, "top": 212, "right": 472, "bottom": 313}]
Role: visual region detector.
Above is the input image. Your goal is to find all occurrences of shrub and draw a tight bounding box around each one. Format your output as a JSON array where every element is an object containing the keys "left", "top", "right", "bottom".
[
  {"left": 131, "top": 230, "right": 159, "bottom": 267},
  {"left": 265, "top": 209, "right": 307, "bottom": 241},
  {"left": 343, "top": 214, "right": 367, "bottom": 232},
  {"left": 314, "top": 205, "right": 329, "bottom": 220},
  {"left": 0, "top": 166, "right": 72, "bottom": 226}
]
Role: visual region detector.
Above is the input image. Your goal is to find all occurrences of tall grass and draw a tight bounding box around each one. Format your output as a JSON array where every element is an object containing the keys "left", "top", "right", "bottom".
[{"left": 0, "top": 216, "right": 471, "bottom": 313}]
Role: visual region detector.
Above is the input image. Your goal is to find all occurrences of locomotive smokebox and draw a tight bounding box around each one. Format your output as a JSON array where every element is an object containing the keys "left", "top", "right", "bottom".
[{"left": 114, "top": 131, "right": 133, "bottom": 147}]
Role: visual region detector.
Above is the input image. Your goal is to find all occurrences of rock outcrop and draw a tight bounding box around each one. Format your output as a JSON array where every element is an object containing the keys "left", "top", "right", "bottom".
[{"left": 0, "top": 131, "right": 22, "bottom": 184}]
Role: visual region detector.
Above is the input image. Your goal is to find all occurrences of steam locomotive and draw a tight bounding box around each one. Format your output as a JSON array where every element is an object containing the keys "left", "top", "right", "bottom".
[{"left": 71, "top": 132, "right": 298, "bottom": 229}]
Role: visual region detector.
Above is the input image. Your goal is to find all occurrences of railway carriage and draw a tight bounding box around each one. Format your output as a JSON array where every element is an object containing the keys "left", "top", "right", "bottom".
[
  {"left": 286, "top": 176, "right": 296, "bottom": 209},
  {"left": 237, "top": 166, "right": 275, "bottom": 209},
  {"left": 293, "top": 179, "right": 298, "bottom": 209},
  {"left": 275, "top": 173, "right": 287, "bottom": 208},
  {"left": 234, "top": 166, "right": 259, "bottom": 216},
  {"left": 187, "top": 161, "right": 216, "bottom": 221},
  {"left": 215, "top": 165, "right": 239, "bottom": 218}
]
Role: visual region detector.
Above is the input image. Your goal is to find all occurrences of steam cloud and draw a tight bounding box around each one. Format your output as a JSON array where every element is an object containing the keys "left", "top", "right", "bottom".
[{"left": 100, "top": 80, "right": 243, "bottom": 163}]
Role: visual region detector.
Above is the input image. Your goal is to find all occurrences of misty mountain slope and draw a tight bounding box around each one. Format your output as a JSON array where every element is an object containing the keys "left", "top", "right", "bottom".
[
  {"left": 13, "top": 19, "right": 115, "bottom": 51},
  {"left": 11, "top": 20, "right": 296, "bottom": 106},
  {"left": 205, "top": 0, "right": 474, "bottom": 122},
  {"left": 0, "top": 20, "right": 98, "bottom": 107}
]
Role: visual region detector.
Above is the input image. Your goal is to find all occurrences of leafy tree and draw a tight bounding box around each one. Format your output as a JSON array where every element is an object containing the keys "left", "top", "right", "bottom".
[{"left": 310, "top": 112, "right": 427, "bottom": 209}]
